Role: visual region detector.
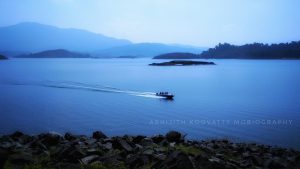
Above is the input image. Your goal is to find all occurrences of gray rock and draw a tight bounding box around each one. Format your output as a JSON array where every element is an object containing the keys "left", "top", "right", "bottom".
[
  {"left": 154, "top": 147, "right": 166, "bottom": 153},
  {"left": 251, "top": 155, "right": 263, "bottom": 166},
  {"left": 154, "top": 153, "right": 167, "bottom": 161},
  {"left": 126, "top": 154, "right": 149, "bottom": 168},
  {"left": 64, "top": 132, "right": 77, "bottom": 141},
  {"left": 9, "top": 152, "right": 34, "bottom": 165},
  {"left": 134, "top": 144, "right": 143, "bottom": 150},
  {"left": 102, "top": 142, "right": 112, "bottom": 150},
  {"left": 80, "top": 155, "right": 99, "bottom": 164},
  {"left": 140, "top": 138, "right": 154, "bottom": 147},
  {"left": 151, "top": 135, "right": 165, "bottom": 144},
  {"left": 10, "top": 131, "right": 24, "bottom": 140},
  {"left": 170, "top": 142, "right": 176, "bottom": 147},
  {"left": 209, "top": 157, "right": 221, "bottom": 163},
  {"left": 84, "top": 138, "right": 97, "bottom": 145},
  {"left": 39, "top": 133, "right": 62, "bottom": 147},
  {"left": 86, "top": 148, "right": 104, "bottom": 156},
  {"left": 112, "top": 138, "right": 133, "bottom": 152},
  {"left": 143, "top": 149, "right": 154, "bottom": 155},
  {"left": 195, "top": 153, "right": 224, "bottom": 169},
  {"left": 132, "top": 135, "right": 146, "bottom": 144},
  {"left": 268, "top": 158, "right": 287, "bottom": 169},
  {"left": 0, "top": 148, "right": 9, "bottom": 168},
  {"left": 52, "top": 145, "right": 86, "bottom": 162},
  {"left": 154, "top": 151, "right": 195, "bottom": 169},
  {"left": 0, "top": 141, "right": 13, "bottom": 149}
]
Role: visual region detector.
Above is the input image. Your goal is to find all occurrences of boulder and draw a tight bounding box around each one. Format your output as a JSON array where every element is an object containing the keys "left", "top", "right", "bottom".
[
  {"left": 64, "top": 132, "right": 77, "bottom": 141},
  {"left": 166, "top": 131, "right": 182, "bottom": 143},
  {"left": 9, "top": 152, "right": 34, "bottom": 165},
  {"left": 39, "top": 133, "right": 63, "bottom": 147},
  {"left": 80, "top": 155, "right": 100, "bottom": 164},
  {"left": 0, "top": 148, "right": 9, "bottom": 168},
  {"left": 195, "top": 154, "right": 224, "bottom": 169},
  {"left": 140, "top": 138, "right": 154, "bottom": 147},
  {"left": 92, "top": 131, "right": 107, "bottom": 140},
  {"left": 153, "top": 151, "right": 195, "bottom": 169},
  {"left": 52, "top": 145, "right": 86, "bottom": 162},
  {"left": 10, "top": 131, "right": 24, "bottom": 140},
  {"left": 112, "top": 138, "right": 133, "bottom": 152},
  {"left": 102, "top": 142, "right": 113, "bottom": 150},
  {"left": 132, "top": 135, "right": 146, "bottom": 144},
  {"left": 151, "top": 135, "right": 165, "bottom": 144},
  {"left": 126, "top": 154, "right": 150, "bottom": 168},
  {"left": 142, "top": 149, "right": 154, "bottom": 156}
]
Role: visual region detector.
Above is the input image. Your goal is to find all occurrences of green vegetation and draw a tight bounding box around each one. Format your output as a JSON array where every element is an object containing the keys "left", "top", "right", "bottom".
[{"left": 175, "top": 144, "right": 202, "bottom": 156}]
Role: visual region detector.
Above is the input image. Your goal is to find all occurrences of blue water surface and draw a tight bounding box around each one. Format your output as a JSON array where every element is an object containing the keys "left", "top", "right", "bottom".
[{"left": 0, "top": 58, "right": 299, "bottom": 149}]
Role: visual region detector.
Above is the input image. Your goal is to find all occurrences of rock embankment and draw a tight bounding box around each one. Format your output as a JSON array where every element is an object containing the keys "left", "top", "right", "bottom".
[{"left": 0, "top": 131, "right": 299, "bottom": 169}]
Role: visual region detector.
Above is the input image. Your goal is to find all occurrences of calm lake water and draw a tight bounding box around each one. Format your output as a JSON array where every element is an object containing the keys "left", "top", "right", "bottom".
[{"left": 0, "top": 58, "right": 300, "bottom": 149}]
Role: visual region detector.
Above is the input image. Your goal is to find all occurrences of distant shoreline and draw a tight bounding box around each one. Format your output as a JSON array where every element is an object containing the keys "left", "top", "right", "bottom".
[{"left": 4, "top": 57, "right": 300, "bottom": 60}]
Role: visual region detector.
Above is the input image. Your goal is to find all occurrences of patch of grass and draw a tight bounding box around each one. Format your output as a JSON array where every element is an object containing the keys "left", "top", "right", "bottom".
[
  {"left": 3, "top": 161, "right": 13, "bottom": 169},
  {"left": 81, "top": 161, "right": 128, "bottom": 169},
  {"left": 140, "top": 162, "right": 155, "bottom": 169},
  {"left": 105, "top": 161, "right": 128, "bottom": 169},
  {"left": 81, "top": 163, "right": 108, "bottom": 169},
  {"left": 24, "top": 164, "right": 44, "bottom": 169},
  {"left": 175, "top": 144, "right": 202, "bottom": 156}
]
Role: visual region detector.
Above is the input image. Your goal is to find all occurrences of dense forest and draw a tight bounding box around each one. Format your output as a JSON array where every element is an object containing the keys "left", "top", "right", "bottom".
[{"left": 200, "top": 41, "right": 300, "bottom": 59}]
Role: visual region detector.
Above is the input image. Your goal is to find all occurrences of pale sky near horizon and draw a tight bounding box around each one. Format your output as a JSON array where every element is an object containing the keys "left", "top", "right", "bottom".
[{"left": 0, "top": 0, "right": 299, "bottom": 47}]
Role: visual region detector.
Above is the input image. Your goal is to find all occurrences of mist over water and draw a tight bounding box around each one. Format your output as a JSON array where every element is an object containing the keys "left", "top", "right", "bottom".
[{"left": 0, "top": 58, "right": 300, "bottom": 149}]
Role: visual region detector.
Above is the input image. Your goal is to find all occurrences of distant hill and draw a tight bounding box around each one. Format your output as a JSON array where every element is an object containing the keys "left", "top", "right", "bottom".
[
  {"left": 0, "top": 22, "right": 131, "bottom": 54},
  {"left": 200, "top": 41, "right": 300, "bottom": 59},
  {"left": 17, "top": 49, "right": 90, "bottom": 58},
  {"left": 153, "top": 52, "right": 200, "bottom": 59},
  {"left": 0, "top": 54, "right": 8, "bottom": 60},
  {"left": 94, "top": 43, "right": 206, "bottom": 57}
]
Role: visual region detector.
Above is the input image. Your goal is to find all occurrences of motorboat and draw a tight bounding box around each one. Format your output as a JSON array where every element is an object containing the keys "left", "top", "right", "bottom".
[{"left": 156, "top": 92, "right": 174, "bottom": 100}]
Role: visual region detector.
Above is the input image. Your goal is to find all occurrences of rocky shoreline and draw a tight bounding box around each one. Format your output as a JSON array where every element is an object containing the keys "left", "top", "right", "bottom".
[{"left": 0, "top": 131, "right": 299, "bottom": 169}]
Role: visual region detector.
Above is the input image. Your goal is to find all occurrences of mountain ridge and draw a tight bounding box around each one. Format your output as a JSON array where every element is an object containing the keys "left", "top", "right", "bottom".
[
  {"left": 17, "top": 49, "right": 90, "bottom": 58},
  {"left": 0, "top": 22, "right": 207, "bottom": 58},
  {"left": 0, "top": 22, "right": 131, "bottom": 53}
]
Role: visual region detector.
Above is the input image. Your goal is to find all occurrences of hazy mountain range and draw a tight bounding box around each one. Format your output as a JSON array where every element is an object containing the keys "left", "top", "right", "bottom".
[
  {"left": 17, "top": 49, "right": 90, "bottom": 58},
  {"left": 0, "top": 22, "right": 206, "bottom": 58}
]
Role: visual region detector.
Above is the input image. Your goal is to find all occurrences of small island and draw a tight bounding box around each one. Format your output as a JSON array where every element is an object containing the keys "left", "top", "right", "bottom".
[
  {"left": 17, "top": 49, "right": 90, "bottom": 58},
  {"left": 0, "top": 54, "right": 8, "bottom": 60},
  {"left": 149, "top": 60, "right": 215, "bottom": 66}
]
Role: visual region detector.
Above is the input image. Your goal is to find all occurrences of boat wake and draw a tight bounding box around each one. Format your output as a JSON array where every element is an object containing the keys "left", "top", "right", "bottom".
[{"left": 2, "top": 80, "right": 164, "bottom": 99}]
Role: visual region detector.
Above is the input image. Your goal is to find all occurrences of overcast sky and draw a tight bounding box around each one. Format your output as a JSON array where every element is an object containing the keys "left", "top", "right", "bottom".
[{"left": 0, "top": 0, "right": 300, "bottom": 47}]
